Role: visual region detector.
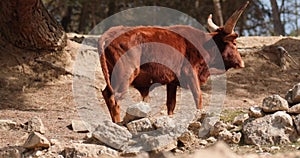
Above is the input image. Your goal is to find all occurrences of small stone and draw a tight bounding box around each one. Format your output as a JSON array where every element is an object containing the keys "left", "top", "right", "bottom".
[
  {"left": 262, "top": 94, "right": 289, "bottom": 113},
  {"left": 23, "top": 132, "right": 51, "bottom": 149},
  {"left": 286, "top": 89, "right": 293, "bottom": 104},
  {"left": 233, "top": 113, "right": 249, "bottom": 125},
  {"left": 193, "top": 110, "right": 207, "bottom": 122},
  {"left": 50, "top": 139, "right": 59, "bottom": 145},
  {"left": 71, "top": 143, "right": 118, "bottom": 157},
  {"left": 270, "top": 146, "right": 280, "bottom": 151},
  {"left": 229, "top": 125, "right": 242, "bottom": 133},
  {"left": 288, "top": 103, "right": 300, "bottom": 114},
  {"left": 206, "top": 137, "right": 217, "bottom": 143},
  {"left": 231, "top": 132, "right": 242, "bottom": 144},
  {"left": 92, "top": 120, "right": 132, "bottom": 150},
  {"left": 86, "top": 132, "right": 93, "bottom": 139},
  {"left": 199, "top": 140, "right": 208, "bottom": 146},
  {"left": 173, "top": 149, "right": 184, "bottom": 154},
  {"left": 225, "top": 122, "right": 236, "bottom": 130},
  {"left": 188, "top": 122, "right": 202, "bottom": 135},
  {"left": 141, "top": 134, "right": 177, "bottom": 151},
  {"left": 35, "top": 150, "right": 44, "bottom": 156},
  {"left": 178, "top": 131, "right": 195, "bottom": 146},
  {"left": 0, "top": 120, "right": 18, "bottom": 130},
  {"left": 291, "top": 83, "right": 300, "bottom": 104},
  {"left": 293, "top": 114, "right": 300, "bottom": 134},
  {"left": 210, "top": 121, "right": 227, "bottom": 137},
  {"left": 26, "top": 116, "right": 46, "bottom": 134},
  {"left": 126, "top": 102, "right": 151, "bottom": 118},
  {"left": 126, "top": 118, "right": 153, "bottom": 135},
  {"left": 152, "top": 116, "right": 175, "bottom": 129},
  {"left": 0, "top": 147, "right": 23, "bottom": 158},
  {"left": 249, "top": 106, "right": 264, "bottom": 118},
  {"left": 71, "top": 120, "right": 90, "bottom": 132},
  {"left": 123, "top": 102, "right": 151, "bottom": 123},
  {"left": 198, "top": 116, "right": 219, "bottom": 137},
  {"left": 218, "top": 129, "right": 233, "bottom": 143}
]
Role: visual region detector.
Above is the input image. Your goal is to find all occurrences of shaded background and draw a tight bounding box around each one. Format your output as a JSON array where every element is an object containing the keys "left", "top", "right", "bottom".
[{"left": 43, "top": 0, "right": 300, "bottom": 36}]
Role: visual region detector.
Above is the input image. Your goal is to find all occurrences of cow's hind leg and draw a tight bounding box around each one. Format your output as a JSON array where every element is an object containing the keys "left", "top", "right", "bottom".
[
  {"left": 102, "top": 86, "right": 121, "bottom": 123},
  {"left": 166, "top": 83, "right": 177, "bottom": 115}
]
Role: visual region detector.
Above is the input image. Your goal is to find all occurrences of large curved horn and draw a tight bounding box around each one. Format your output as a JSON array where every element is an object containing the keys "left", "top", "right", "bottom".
[
  {"left": 224, "top": 1, "right": 249, "bottom": 34},
  {"left": 207, "top": 14, "right": 219, "bottom": 32}
]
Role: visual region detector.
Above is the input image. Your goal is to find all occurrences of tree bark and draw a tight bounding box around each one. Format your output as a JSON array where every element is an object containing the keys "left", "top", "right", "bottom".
[
  {"left": 0, "top": 0, "right": 67, "bottom": 51},
  {"left": 270, "top": 0, "right": 285, "bottom": 35},
  {"left": 213, "top": 0, "right": 224, "bottom": 26}
]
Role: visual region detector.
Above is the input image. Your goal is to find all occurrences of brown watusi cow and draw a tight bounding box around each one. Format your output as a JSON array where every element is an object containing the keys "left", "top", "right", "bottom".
[{"left": 99, "top": 2, "right": 249, "bottom": 122}]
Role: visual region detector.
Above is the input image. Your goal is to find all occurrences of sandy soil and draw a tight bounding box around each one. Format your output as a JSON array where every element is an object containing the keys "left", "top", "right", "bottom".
[{"left": 0, "top": 35, "right": 299, "bottom": 154}]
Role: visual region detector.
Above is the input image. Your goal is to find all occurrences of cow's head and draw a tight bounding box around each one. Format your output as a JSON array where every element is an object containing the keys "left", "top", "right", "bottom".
[{"left": 207, "top": 1, "right": 249, "bottom": 71}]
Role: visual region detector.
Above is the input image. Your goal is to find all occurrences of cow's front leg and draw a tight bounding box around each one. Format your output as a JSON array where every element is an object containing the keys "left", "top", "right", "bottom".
[
  {"left": 166, "top": 83, "right": 177, "bottom": 115},
  {"left": 187, "top": 72, "right": 203, "bottom": 110},
  {"left": 102, "top": 86, "right": 121, "bottom": 123},
  {"left": 196, "top": 88, "right": 203, "bottom": 109},
  {"left": 190, "top": 85, "right": 202, "bottom": 110}
]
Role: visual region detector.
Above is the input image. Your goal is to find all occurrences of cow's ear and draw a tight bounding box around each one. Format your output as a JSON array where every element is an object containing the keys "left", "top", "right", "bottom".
[{"left": 223, "top": 33, "right": 239, "bottom": 42}]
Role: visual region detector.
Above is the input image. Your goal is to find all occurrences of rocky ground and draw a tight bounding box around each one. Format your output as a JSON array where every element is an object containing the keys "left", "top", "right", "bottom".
[{"left": 0, "top": 35, "right": 299, "bottom": 158}]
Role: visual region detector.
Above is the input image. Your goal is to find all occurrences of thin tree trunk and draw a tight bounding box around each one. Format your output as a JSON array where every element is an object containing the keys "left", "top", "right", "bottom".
[
  {"left": 213, "top": 0, "right": 224, "bottom": 25},
  {"left": 0, "top": 0, "right": 67, "bottom": 51},
  {"left": 61, "top": 6, "right": 73, "bottom": 32},
  {"left": 78, "top": 1, "right": 90, "bottom": 33},
  {"left": 270, "top": 0, "right": 285, "bottom": 35},
  {"left": 295, "top": 0, "right": 299, "bottom": 36}
]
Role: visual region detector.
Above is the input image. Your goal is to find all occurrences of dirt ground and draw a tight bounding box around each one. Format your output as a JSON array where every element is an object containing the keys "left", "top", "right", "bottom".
[{"left": 0, "top": 35, "right": 299, "bottom": 155}]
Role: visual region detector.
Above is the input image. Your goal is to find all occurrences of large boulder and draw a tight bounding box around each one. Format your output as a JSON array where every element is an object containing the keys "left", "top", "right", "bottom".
[
  {"left": 262, "top": 95, "right": 289, "bottom": 113},
  {"left": 243, "top": 111, "right": 298, "bottom": 145}
]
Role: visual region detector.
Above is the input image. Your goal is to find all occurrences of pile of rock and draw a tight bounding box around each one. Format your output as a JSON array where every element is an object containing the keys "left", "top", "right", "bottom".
[
  {"left": 242, "top": 83, "right": 300, "bottom": 145},
  {"left": 91, "top": 102, "right": 194, "bottom": 153},
  {"left": 191, "top": 83, "right": 300, "bottom": 147}
]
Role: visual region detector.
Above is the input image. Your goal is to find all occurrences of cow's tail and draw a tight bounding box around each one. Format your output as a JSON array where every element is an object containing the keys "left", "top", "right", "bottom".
[{"left": 99, "top": 39, "right": 114, "bottom": 94}]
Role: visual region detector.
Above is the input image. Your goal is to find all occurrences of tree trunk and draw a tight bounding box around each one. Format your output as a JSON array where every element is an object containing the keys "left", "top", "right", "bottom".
[
  {"left": 0, "top": 0, "right": 67, "bottom": 51},
  {"left": 213, "top": 0, "right": 224, "bottom": 26},
  {"left": 295, "top": 0, "right": 299, "bottom": 36},
  {"left": 78, "top": 1, "right": 90, "bottom": 33},
  {"left": 61, "top": 6, "right": 73, "bottom": 33},
  {"left": 270, "top": 0, "right": 285, "bottom": 35}
]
